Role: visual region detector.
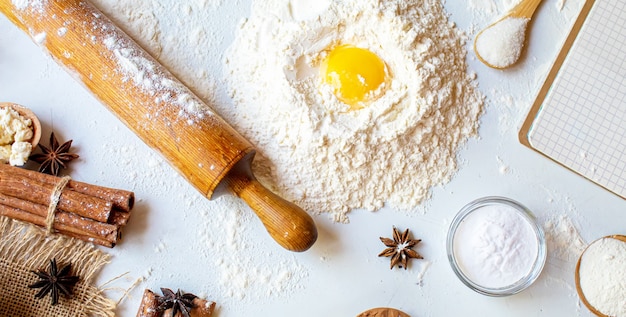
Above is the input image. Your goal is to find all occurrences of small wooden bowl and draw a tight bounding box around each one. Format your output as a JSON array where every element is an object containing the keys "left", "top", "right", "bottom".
[
  {"left": 575, "top": 235, "right": 626, "bottom": 317},
  {"left": 357, "top": 307, "right": 410, "bottom": 317},
  {"left": 0, "top": 102, "right": 42, "bottom": 149}
]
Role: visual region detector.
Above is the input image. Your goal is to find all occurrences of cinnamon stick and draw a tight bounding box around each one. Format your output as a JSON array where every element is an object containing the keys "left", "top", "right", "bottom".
[
  {"left": 0, "top": 164, "right": 134, "bottom": 212},
  {"left": 0, "top": 168, "right": 113, "bottom": 223},
  {"left": 190, "top": 298, "right": 216, "bottom": 317},
  {"left": 110, "top": 208, "right": 131, "bottom": 226},
  {"left": 136, "top": 289, "right": 160, "bottom": 317},
  {"left": 136, "top": 289, "right": 216, "bottom": 317},
  {"left": 0, "top": 204, "right": 115, "bottom": 247},
  {"left": 63, "top": 230, "right": 115, "bottom": 248},
  {"left": 0, "top": 192, "right": 119, "bottom": 241},
  {"left": 65, "top": 180, "right": 134, "bottom": 212},
  {"left": 0, "top": 164, "right": 133, "bottom": 247}
]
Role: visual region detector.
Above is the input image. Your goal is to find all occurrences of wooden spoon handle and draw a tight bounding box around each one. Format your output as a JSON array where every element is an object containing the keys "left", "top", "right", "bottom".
[
  {"left": 225, "top": 158, "right": 317, "bottom": 252},
  {"left": 510, "top": 0, "right": 543, "bottom": 19}
]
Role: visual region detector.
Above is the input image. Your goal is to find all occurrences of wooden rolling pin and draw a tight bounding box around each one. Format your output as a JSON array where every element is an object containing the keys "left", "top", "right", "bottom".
[{"left": 0, "top": 0, "right": 317, "bottom": 252}]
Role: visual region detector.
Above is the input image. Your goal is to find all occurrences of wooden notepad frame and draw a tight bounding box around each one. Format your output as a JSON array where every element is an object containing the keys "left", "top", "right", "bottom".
[{"left": 519, "top": 0, "right": 626, "bottom": 199}]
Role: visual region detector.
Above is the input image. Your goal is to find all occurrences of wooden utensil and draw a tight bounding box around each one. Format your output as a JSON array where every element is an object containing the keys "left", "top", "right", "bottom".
[
  {"left": 507, "top": 0, "right": 544, "bottom": 19},
  {"left": 0, "top": 0, "right": 317, "bottom": 252},
  {"left": 0, "top": 102, "right": 41, "bottom": 149},
  {"left": 474, "top": 0, "right": 543, "bottom": 69},
  {"left": 357, "top": 307, "right": 410, "bottom": 317},
  {"left": 575, "top": 235, "right": 626, "bottom": 317}
]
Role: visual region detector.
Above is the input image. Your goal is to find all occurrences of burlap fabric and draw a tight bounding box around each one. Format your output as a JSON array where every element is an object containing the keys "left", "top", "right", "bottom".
[{"left": 0, "top": 216, "right": 116, "bottom": 317}]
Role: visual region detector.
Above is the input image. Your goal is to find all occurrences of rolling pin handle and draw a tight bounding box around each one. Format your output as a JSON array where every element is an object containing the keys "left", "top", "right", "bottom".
[{"left": 225, "top": 156, "right": 318, "bottom": 252}]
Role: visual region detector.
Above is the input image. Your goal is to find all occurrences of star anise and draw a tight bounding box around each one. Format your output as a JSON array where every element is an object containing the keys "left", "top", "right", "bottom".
[
  {"left": 157, "top": 288, "right": 197, "bottom": 317},
  {"left": 378, "top": 227, "right": 423, "bottom": 270},
  {"left": 29, "top": 132, "right": 79, "bottom": 176},
  {"left": 28, "top": 258, "right": 80, "bottom": 306}
]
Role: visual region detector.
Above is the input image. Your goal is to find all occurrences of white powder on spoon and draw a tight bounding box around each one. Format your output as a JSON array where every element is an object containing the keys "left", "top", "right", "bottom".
[{"left": 475, "top": 16, "right": 529, "bottom": 68}]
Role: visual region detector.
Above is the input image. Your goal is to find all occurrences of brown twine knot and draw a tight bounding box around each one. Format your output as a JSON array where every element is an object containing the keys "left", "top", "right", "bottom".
[{"left": 45, "top": 175, "right": 71, "bottom": 233}]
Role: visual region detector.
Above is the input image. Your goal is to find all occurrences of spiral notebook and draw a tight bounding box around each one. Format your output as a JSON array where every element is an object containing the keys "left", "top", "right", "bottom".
[{"left": 519, "top": 0, "right": 626, "bottom": 199}]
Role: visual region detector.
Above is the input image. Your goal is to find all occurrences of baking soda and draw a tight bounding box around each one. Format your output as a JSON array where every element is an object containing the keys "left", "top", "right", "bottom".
[{"left": 453, "top": 203, "right": 539, "bottom": 288}]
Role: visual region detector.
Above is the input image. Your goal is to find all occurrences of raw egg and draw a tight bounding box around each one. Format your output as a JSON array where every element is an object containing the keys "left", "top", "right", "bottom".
[{"left": 320, "top": 45, "right": 387, "bottom": 109}]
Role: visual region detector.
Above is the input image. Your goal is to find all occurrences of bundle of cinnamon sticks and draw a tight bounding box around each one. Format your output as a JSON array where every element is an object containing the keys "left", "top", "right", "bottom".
[{"left": 0, "top": 164, "right": 134, "bottom": 247}]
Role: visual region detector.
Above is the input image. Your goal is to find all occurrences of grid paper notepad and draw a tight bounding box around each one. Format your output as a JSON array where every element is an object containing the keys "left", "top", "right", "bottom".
[{"left": 520, "top": 0, "right": 626, "bottom": 199}]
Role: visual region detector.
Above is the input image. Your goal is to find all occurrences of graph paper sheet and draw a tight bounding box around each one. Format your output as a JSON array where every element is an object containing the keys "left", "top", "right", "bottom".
[{"left": 520, "top": 0, "right": 626, "bottom": 199}]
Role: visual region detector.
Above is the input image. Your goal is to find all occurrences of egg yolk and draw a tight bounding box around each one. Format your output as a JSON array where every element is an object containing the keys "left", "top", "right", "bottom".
[{"left": 320, "top": 45, "right": 387, "bottom": 109}]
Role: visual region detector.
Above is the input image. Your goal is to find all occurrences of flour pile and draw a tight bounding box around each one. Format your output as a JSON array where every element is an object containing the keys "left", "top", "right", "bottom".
[{"left": 224, "top": 0, "right": 483, "bottom": 222}]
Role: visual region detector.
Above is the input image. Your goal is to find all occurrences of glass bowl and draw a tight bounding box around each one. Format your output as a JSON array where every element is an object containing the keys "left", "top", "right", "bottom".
[{"left": 446, "top": 196, "right": 546, "bottom": 296}]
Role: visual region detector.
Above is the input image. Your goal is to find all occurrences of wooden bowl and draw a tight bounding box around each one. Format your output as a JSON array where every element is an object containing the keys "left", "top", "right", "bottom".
[
  {"left": 357, "top": 307, "right": 410, "bottom": 317},
  {"left": 575, "top": 235, "right": 626, "bottom": 317},
  {"left": 0, "top": 102, "right": 42, "bottom": 149}
]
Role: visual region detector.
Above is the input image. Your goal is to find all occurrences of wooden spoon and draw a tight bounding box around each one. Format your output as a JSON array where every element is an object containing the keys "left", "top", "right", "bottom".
[
  {"left": 0, "top": 102, "right": 42, "bottom": 149},
  {"left": 356, "top": 307, "right": 410, "bottom": 317},
  {"left": 474, "top": 0, "right": 543, "bottom": 69},
  {"left": 575, "top": 235, "right": 626, "bottom": 317}
]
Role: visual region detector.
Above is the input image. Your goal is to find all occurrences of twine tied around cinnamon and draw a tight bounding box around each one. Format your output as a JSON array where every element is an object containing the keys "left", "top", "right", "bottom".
[{"left": 45, "top": 175, "right": 72, "bottom": 233}]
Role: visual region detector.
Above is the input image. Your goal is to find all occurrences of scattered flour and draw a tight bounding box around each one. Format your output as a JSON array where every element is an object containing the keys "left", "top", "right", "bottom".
[
  {"left": 200, "top": 196, "right": 308, "bottom": 300},
  {"left": 496, "top": 155, "right": 509, "bottom": 174},
  {"left": 11, "top": 0, "right": 30, "bottom": 10},
  {"left": 467, "top": 0, "right": 521, "bottom": 17},
  {"left": 91, "top": 1, "right": 164, "bottom": 58},
  {"left": 414, "top": 260, "right": 432, "bottom": 286},
  {"left": 101, "top": 33, "right": 213, "bottom": 126},
  {"left": 33, "top": 32, "right": 46, "bottom": 44},
  {"left": 543, "top": 214, "right": 586, "bottom": 263},
  {"left": 468, "top": 0, "right": 571, "bottom": 17},
  {"left": 224, "top": 0, "right": 483, "bottom": 222},
  {"left": 91, "top": 0, "right": 224, "bottom": 105},
  {"left": 11, "top": 0, "right": 45, "bottom": 13}
]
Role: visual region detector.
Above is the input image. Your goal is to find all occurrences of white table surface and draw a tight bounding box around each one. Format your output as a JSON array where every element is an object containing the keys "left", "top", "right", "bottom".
[{"left": 1, "top": 0, "right": 624, "bottom": 316}]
